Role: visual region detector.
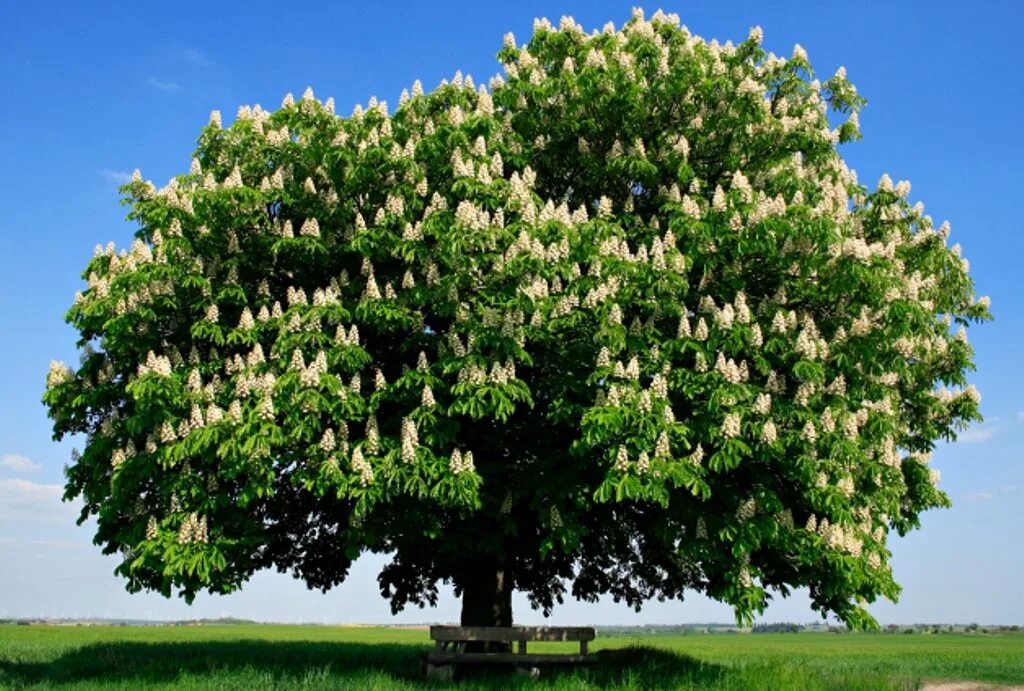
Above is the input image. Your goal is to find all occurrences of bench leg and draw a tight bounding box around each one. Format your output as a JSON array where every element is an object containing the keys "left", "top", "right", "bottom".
[
  {"left": 425, "top": 663, "right": 454, "bottom": 681},
  {"left": 515, "top": 666, "right": 541, "bottom": 680}
]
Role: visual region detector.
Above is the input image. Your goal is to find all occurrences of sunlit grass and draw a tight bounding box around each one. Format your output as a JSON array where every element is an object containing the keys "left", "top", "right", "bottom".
[{"left": 1, "top": 624, "right": 1021, "bottom": 689}]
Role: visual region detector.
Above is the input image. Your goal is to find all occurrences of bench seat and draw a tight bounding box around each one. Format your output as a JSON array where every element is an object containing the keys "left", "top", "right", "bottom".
[{"left": 422, "top": 625, "right": 598, "bottom": 679}]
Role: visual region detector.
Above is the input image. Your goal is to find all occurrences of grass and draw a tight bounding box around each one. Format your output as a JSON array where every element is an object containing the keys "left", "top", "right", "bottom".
[{"left": 0, "top": 624, "right": 1022, "bottom": 690}]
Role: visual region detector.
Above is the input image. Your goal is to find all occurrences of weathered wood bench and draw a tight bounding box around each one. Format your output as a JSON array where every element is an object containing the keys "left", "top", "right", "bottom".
[{"left": 422, "top": 625, "right": 597, "bottom": 680}]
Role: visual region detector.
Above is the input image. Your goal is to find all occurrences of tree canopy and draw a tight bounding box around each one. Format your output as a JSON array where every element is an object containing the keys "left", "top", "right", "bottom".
[{"left": 44, "top": 9, "right": 989, "bottom": 628}]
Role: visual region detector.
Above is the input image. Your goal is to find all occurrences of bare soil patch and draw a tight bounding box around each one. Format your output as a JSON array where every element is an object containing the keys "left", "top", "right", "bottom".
[{"left": 922, "top": 683, "right": 1024, "bottom": 690}]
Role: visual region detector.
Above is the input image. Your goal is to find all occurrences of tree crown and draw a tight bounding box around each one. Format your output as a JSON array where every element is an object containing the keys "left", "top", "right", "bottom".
[{"left": 45, "top": 9, "right": 989, "bottom": 628}]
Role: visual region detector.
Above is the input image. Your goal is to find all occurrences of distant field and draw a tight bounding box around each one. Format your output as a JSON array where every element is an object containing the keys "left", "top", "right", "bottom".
[{"left": 1, "top": 624, "right": 1022, "bottom": 690}]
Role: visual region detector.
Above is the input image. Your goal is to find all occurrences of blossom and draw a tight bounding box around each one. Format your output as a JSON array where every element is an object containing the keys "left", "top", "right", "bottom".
[
  {"left": 961, "top": 384, "right": 981, "bottom": 404},
  {"left": 837, "top": 476, "right": 854, "bottom": 497},
  {"left": 363, "top": 273, "right": 381, "bottom": 301},
  {"left": 721, "top": 412, "right": 742, "bottom": 438},
  {"left": 760, "top": 420, "right": 777, "bottom": 444},
  {"left": 694, "top": 318, "right": 709, "bottom": 341},
  {"left": 677, "top": 314, "right": 691, "bottom": 338},
  {"left": 421, "top": 385, "right": 436, "bottom": 408},
  {"left": 177, "top": 513, "right": 207, "bottom": 545},
  {"left": 47, "top": 360, "right": 72, "bottom": 388},
  {"left": 450, "top": 449, "right": 475, "bottom": 474},
  {"left": 737, "top": 498, "right": 757, "bottom": 521},
  {"left": 368, "top": 413, "right": 385, "bottom": 456},
  {"left": 320, "top": 429, "right": 336, "bottom": 453},
  {"left": 821, "top": 407, "right": 836, "bottom": 433},
  {"left": 238, "top": 308, "right": 254, "bottom": 330},
  {"left": 655, "top": 431, "right": 671, "bottom": 458},
  {"left": 351, "top": 448, "right": 374, "bottom": 486},
  {"left": 401, "top": 418, "right": 418, "bottom": 463},
  {"left": 637, "top": 451, "right": 650, "bottom": 474},
  {"left": 614, "top": 445, "right": 629, "bottom": 472},
  {"left": 801, "top": 420, "right": 817, "bottom": 444},
  {"left": 223, "top": 166, "right": 243, "bottom": 189},
  {"left": 712, "top": 185, "right": 727, "bottom": 211},
  {"left": 300, "top": 218, "right": 320, "bottom": 237}
]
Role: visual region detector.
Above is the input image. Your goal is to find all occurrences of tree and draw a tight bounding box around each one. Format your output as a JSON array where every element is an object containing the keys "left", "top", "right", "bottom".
[{"left": 44, "top": 9, "right": 989, "bottom": 630}]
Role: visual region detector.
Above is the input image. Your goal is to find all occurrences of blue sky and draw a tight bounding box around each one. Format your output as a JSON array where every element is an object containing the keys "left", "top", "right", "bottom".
[{"left": 1, "top": 0, "right": 1021, "bottom": 625}]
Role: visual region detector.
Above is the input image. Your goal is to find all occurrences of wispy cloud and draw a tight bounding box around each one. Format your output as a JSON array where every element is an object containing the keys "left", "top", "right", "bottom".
[
  {"left": 962, "top": 491, "right": 993, "bottom": 501},
  {"left": 147, "top": 77, "right": 180, "bottom": 91},
  {"left": 1017, "top": 411, "right": 1024, "bottom": 423},
  {"left": 166, "top": 43, "right": 222, "bottom": 70},
  {"left": 956, "top": 425, "right": 999, "bottom": 444},
  {"left": 0, "top": 455, "right": 41, "bottom": 474},
  {"left": 100, "top": 169, "right": 133, "bottom": 185},
  {"left": 0, "top": 479, "right": 77, "bottom": 523}
]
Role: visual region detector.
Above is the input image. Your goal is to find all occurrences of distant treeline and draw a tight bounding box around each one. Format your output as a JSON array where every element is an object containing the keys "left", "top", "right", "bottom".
[
  {"left": 753, "top": 623, "right": 803, "bottom": 633},
  {"left": 1, "top": 619, "right": 1020, "bottom": 633}
]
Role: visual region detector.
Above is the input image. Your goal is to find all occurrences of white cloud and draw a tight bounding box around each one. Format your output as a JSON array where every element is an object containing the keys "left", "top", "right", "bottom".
[
  {"left": 167, "top": 43, "right": 220, "bottom": 69},
  {"left": 147, "top": 77, "right": 180, "bottom": 91},
  {"left": 956, "top": 425, "right": 999, "bottom": 444},
  {"left": 0, "top": 479, "right": 78, "bottom": 523},
  {"left": 0, "top": 454, "right": 41, "bottom": 474},
  {"left": 1017, "top": 411, "right": 1024, "bottom": 423},
  {"left": 962, "top": 491, "right": 993, "bottom": 501},
  {"left": 100, "top": 169, "right": 133, "bottom": 184}
]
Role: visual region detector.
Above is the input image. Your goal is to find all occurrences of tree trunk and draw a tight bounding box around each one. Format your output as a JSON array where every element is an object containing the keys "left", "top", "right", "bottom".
[{"left": 459, "top": 558, "right": 513, "bottom": 652}]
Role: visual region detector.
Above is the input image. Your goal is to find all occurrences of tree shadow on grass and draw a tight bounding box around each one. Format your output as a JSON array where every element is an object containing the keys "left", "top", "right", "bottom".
[{"left": 0, "top": 639, "right": 729, "bottom": 689}]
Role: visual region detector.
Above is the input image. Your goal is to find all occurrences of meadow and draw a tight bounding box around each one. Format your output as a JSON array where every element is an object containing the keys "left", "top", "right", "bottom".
[{"left": 1, "top": 624, "right": 1022, "bottom": 690}]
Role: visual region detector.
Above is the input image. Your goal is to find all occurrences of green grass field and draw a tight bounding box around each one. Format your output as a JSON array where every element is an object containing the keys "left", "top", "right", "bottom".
[{"left": 1, "top": 624, "right": 1022, "bottom": 690}]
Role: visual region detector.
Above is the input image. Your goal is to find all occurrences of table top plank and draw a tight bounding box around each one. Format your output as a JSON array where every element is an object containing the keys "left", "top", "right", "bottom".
[{"left": 429, "top": 626, "right": 595, "bottom": 642}]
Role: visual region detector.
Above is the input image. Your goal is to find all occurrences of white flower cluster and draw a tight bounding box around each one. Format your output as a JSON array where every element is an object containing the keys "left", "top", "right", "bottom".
[
  {"left": 258, "top": 395, "right": 275, "bottom": 421},
  {"left": 177, "top": 513, "right": 208, "bottom": 545},
  {"left": 291, "top": 350, "right": 328, "bottom": 388},
  {"left": 449, "top": 449, "right": 475, "bottom": 475},
  {"left": 137, "top": 351, "right": 173, "bottom": 377},
  {"left": 320, "top": 429, "right": 336, "bottom": 453},
  {"left": 400, "top": 418, "right": 418, "bottom": 463},
  {"left": 794, "top": 318, "right": 827, "bottom": 360},
  {"left": 47, "top": 360, "right": 73, "bottom": 388},
  {"left": 714, "top": 353, "right": 747, "bottom": 384},
  {"left": 736, "top": 498, "right": 757, "bottom": 521},
  {"left": 721, "top": 412, "right": 742, "bottom": 438},
  {"left": 351, "top": 448, "right": 374, "bottom": 486},
  {"left": 815, "top": 517, "right": 862, "bottom": 556},
  {"left": 614, "top": 445, "right": 630, "bottom": 472},
  {"left": 364, "top": 415, "right": 380, "bottom": 455}
]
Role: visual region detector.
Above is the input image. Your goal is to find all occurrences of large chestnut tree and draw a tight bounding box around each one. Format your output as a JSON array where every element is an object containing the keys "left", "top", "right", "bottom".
[{"left": 44, "top": 10, "right": 989, "bottom": 628}]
